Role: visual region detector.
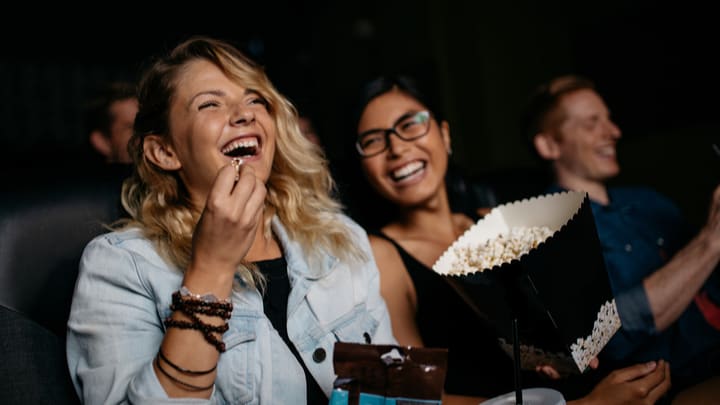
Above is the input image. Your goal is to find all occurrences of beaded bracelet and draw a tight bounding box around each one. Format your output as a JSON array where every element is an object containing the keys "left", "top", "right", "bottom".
[
  {"left": 164, "top": 315, "right": 228, "bottom": 353},
  {"left": 163, "top": 317, "right": 229, "bottom": 334},
  {"left": 179, "top": 286, "right": 232, "bottom": 308},
  {"left": 171, "top": 293, "right": 232, "bottom": 320},
  {"left": 166, "top": 287, "right": 232, "bottom": 353}
]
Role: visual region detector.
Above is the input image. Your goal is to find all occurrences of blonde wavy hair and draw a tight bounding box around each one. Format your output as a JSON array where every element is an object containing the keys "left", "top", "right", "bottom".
[{"left": 119, "top": 36, "right": 364, "bottom": 287}]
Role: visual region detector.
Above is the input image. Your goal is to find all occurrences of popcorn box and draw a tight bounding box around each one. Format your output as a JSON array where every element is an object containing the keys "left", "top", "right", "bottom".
[{"left": 432, "top": 190, "right": 620, "bottom": 375}]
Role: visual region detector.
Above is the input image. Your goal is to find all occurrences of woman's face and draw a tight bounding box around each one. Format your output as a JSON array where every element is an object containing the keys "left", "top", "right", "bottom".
[
  {"left": 160, "top": 59, "right": 277, "bottom": 205},
  {"left": 357, "top": 89, "right": 451, "bottom": 208}
]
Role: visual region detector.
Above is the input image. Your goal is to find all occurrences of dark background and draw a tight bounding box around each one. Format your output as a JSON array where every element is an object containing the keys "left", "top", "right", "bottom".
[{"left": 2, "top": 0, "right": 718, "bottom": 227}]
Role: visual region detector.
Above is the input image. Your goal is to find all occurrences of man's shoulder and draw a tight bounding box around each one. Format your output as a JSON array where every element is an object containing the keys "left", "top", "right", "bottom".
[{"left": 610, "top": 185, "right": 677, "bottom": 206}]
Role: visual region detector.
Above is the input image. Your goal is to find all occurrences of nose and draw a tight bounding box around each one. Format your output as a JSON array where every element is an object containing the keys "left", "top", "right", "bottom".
[
  {"left": 231, "top": 105, "right": 255, "bottom": 126},
  {"left": 606, "top": 119, "right": 621, "bottom": 140},
  {"left": 386, "top": 130, "right": 410, "bottom": 157}
]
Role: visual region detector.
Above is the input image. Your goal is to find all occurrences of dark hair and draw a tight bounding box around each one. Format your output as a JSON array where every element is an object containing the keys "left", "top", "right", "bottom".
[
  {"left": 338, "top": 74, "right": 454, "bottom": 230},
  {"left": 350, "top": 75, "right": 444, "bottom": 134},
  {"left": 85, "top": 81, "right": 137, "bottom": 135},
  {"left": 522, "top": 75, "right": 596, "bottom": 158}
]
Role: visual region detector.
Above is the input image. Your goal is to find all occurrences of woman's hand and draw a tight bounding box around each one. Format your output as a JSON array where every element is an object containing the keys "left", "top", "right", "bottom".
[
  {"left": 573, "top": 360, "right": 671, "bottom": 405},
  {"left": 190, "top": 161, "right": 267, "bottom": 276}
]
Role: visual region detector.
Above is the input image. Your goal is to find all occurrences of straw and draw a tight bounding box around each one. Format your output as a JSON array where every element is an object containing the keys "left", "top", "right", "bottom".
[{"left": 513, "top": 318, "right": 523, "bottom": 404}]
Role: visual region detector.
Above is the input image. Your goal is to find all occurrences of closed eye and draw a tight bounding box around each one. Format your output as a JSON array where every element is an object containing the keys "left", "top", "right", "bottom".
[
  {"left": 198, "top": 100, "right": 220, "bottom": 110},
  {"left": 250, "top": 96, "right": 268, "bottom": 105}
]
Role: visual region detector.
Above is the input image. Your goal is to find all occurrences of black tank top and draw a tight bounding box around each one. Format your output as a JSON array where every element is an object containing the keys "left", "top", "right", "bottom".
[
  {"left": 255, "top": 257, "right": 327, "bottom": 404},
  {"left": 371, "top": 232, "right": 516, "bottom": 397},
  {"left": 370, "top": 233, "right": 601, "bottom": 399}
]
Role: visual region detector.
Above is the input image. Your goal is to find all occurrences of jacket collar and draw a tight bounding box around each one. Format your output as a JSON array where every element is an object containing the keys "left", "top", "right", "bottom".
[{"left": 271, "top": 215, "right": 338, "bottom": 281}]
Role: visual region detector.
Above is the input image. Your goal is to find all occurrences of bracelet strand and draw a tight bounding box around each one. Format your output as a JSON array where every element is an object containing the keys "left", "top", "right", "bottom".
[
  {"left": 155, "top": 355, "right": 214, "bottom": 392},
  {"left": 158, "top": 350, "right": 218, "bottom": 375}
]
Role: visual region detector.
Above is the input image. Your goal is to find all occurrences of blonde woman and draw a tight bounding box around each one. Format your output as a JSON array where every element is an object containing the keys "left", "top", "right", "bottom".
[{"left": 67, "top": 36, "right": 395, "bottom": 404}]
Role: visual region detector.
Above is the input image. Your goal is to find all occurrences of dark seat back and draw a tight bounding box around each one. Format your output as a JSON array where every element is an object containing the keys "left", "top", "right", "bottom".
[
  {"left": 0, "top": 172, "right": 127, "bottom": 338},
  {"left": 0, "top": 304, "right": 81, "bottom": 404},
  {"left": 0, "top": 166, "right": 129, "bottom": 404}
]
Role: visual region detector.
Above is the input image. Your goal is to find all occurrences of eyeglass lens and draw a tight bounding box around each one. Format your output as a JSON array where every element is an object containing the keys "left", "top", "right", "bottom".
[{"left": 357, "top": 111, "right": 430, "bottom": 156}]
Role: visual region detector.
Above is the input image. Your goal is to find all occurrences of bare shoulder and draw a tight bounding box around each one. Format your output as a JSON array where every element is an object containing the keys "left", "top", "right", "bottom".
[
  {"left": 368, "top": 235, "right": 402, "bottom": 266},
  {"left": 452, "top": 212, "right": 475, "bottom": 233},
  {"left": 368, "top": 235, "right": 410, "bottom": 281}
]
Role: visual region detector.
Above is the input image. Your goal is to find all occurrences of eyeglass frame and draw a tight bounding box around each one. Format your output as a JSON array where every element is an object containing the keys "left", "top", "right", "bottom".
[{"left": 355, "top": 110, "right": 433, "bottom": 158}]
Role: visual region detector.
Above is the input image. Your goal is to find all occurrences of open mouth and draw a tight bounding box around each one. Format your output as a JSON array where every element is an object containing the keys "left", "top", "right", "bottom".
[
  {"left": 222, "top": 137, "right": 259, "bottom": 158},
  {"left": 390, "top": 161, "right": 426, "bottom": 181},
  {"left": 596, "top": 145, "right": 616, "bottom": 159}
]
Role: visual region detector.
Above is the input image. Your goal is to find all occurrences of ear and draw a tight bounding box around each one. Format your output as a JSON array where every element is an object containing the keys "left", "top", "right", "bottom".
[
  {"left": 143, "top": 135, "right": 182, "bottom": 170},
  {"left": 533, "top": 132, "right": 561, "bottom": 160},
  {"left": 439, "top": 120, "right": 452, "bottom": 154},
  {"left": 89, "top": 131, "right": 112, "bottom": 159}
]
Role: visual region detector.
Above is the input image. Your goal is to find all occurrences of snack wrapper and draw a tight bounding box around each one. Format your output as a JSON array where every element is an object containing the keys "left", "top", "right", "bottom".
[{"left": 329, "top": 342, "right": 447, "bottom": 405}]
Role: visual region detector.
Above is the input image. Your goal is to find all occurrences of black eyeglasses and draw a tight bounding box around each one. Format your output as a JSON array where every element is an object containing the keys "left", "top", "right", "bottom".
[{"left": 355, "top": 110, "right": 432, "bottom": 157}]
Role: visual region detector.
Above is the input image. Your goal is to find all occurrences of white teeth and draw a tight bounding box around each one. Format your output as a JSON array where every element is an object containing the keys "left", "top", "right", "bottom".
[
  {"left": 222, "top": 137, "right": 259, "bottom": 154},
  {"left": 392, "top": 161, "right": 424, "bottom": 179},
  {"left": 597, "top": 146, "right": 615, "bottom": 157}
]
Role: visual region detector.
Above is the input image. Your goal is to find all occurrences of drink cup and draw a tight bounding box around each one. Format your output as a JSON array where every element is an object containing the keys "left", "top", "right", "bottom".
[{"left": 479, "top": 387, "right": 565, "bottom": 405}]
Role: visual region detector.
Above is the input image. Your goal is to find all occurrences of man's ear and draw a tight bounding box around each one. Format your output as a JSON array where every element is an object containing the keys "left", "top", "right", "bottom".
[
  {"left": 89, "top": 131, "right": 112, "bottom": 159},
  {"left": 143, "top": 135, "right": 181, "bottom": 170},
  {"left": 440, "top": 120, "right": 452, "bottom": 154},
  {"left": 533, "top": 132, "right": 561, "bottom": 160}
]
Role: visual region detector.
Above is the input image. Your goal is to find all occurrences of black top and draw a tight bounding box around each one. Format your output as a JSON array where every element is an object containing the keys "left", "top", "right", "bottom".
[
  {"left": 370, "top": 233, "right": 602, "bottom": 400},
  {"left": 255, "top": 257, "right": 327, "bottom": 404},
  {"left": 371, "top": 232, "right": 516, "bottom": 397}
]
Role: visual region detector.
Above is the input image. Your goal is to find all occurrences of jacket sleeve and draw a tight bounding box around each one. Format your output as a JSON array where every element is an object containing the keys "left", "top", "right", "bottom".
[
  {"left": 603, "top": 283, "right": 658, "bottom": 360},
  {"left": 66, "top": 234, "right": 216, "bottom": 405}
]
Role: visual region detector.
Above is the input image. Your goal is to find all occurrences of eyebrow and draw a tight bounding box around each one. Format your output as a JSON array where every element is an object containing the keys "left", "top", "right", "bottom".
[
  {"left": 359, "top": 110, "right": 422, "bottom": 136},
  {"left": 186, "top": 88, "right": 259, "bottom": 109},
  {"left": 394, "top": 111, "right": 419, "bottom": 125}
]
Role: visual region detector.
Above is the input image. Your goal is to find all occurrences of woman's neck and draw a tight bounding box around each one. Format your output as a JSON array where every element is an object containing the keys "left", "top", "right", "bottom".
[
  {"left": 245, "top": 221, "right": 282, "bottom": 262},
  {"left": 382, "top": 191, "right": 472, "bottom": 267}
]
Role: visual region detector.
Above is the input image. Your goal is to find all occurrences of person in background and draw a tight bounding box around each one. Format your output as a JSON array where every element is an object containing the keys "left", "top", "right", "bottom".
[
  {"left": 344, "top": 74, "right": 671, "bottom": 404},
  {"left": 85, "top": 81, "right": 138, "bottom": 165},
  {"left": 298, "top": 115, "right": 323, "bottom": 147},
  {"left": 66, "top": 36, "right": 395, "bottom": 404},
  {"left": 527, "top": 74, "right": 720, "bottom": 398}
]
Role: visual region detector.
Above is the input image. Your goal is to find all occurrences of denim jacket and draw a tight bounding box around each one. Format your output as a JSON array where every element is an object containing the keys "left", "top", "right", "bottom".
[{"left": 67, "top": 214, "right": 396, "bottom": 404}]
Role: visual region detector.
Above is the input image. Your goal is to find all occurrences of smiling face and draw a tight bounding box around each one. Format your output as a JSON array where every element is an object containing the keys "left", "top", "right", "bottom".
[
  {"left": 150, "top": 59, "right": 276, "bottom": 205},
  {"left": 548, "top": 88, "right": 622, "bottom": 184},
  {"left": 357, "top": 89, "right": 451, "bottom": 208}
]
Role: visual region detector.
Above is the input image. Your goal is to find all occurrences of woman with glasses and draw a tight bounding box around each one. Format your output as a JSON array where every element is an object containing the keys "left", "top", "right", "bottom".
[{"left": 346, "top": 75, "right": 671, "bottom": 404}]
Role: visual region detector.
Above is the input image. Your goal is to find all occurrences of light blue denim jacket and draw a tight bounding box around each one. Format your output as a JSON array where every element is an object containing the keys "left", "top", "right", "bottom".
[{"left": 67, "top": 214, "right": 396, "bottom": 404}]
